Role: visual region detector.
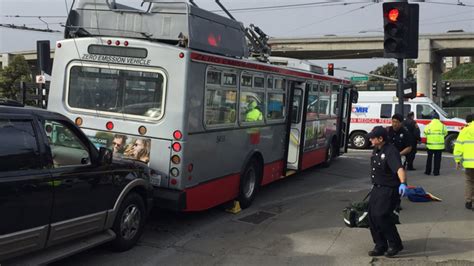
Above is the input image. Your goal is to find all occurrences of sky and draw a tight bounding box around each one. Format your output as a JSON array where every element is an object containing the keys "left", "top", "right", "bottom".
[{"left": 1, "top": 0, "right": 473, "bottom": 76}]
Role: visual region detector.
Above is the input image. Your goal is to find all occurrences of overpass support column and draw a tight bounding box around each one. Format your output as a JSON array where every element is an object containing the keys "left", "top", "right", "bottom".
[{"left": 416, "top": 38, "right": 442, "bottom": 100}]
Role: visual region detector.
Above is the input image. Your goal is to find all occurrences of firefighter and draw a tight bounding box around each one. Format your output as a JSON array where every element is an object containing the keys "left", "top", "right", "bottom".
[
  {"left": 366, "top": 126, "right": 407, "bottom": 258},
  {"left": 424, "top": 113, "right": 447, "bottom": 176},
  {"left": 453, "top": 114, "right": 474, "bottom": 210}
]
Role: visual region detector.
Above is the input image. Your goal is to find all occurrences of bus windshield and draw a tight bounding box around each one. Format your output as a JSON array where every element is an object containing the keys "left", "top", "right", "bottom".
[{"left": 67, "top": 65, "right": 165, "bottom": 119}]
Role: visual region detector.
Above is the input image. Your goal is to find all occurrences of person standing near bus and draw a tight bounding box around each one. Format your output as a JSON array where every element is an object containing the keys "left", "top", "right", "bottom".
[
  {"left": 424, "top": 113, "right": 447, "bottom": 176},
  {"left": 245, "top": 100, "right": 263, "bottom": 122},
  {"left": 453, "top": 114, "right": 474, "bottom": 210},
  {"left": 387, "top": 114, "right": 412, "bottom": 166},
  {"left": 366, "top": 126, "right": 407, "bottom": 257},
  {"left": 402, "top": 112, "right": 421, "bottom": 170}
]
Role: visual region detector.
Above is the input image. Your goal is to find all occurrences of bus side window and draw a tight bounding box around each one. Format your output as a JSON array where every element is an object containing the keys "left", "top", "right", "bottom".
[{"left": 380, "top": 104, "right": 392, "bottom": 118}]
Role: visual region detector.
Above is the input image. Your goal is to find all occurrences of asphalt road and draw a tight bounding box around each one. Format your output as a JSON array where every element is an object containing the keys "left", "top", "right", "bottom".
[{"left": 53, "top": 149, "right": 474, "bottom": 266}]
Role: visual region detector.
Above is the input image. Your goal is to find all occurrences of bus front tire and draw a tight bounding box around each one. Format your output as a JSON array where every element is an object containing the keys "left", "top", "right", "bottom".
[
  {"left": 238, "top": 160, "right": 260, "bottom": 209},
  {"left": 322, "top": 140, "right": 335, "bottom": 168},
  {"left": 350, "top": 132, "right": 368, "bottom": 149}
]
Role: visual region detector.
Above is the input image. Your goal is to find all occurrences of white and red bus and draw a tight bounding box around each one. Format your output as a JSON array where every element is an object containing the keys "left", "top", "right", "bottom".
[{"left": 47, "top": 0, "right": 357, "bottom": 211}]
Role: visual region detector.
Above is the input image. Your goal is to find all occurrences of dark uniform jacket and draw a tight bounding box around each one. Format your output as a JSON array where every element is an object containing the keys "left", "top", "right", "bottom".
[
  {"left": 402, "top": 118, "right": 421, "bottom": 146},
  {"left": 371, "top": 143, "right": 403, "bottom": 188},
  {"left": 387, "top": 126, "right": 412, "bottom": 152}
]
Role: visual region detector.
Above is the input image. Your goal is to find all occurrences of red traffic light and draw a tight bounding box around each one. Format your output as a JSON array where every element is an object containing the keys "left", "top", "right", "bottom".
[
  {"left": 388, "top": 8, "right": 400, "bottom": 22},
  {"left": 327, "top": 63, "right": 334, "bottom": 76}
]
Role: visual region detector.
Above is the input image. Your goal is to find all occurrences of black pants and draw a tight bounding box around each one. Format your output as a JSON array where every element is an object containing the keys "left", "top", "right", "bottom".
[
  {"left": 406, "top": 145, "right": 417, "bottom": 169},
  {"left": 425, "top": 149, "right": 442, "bottom": 175},
  {"left": 368, "top": 186, "right": 402, "bottom": 250}
]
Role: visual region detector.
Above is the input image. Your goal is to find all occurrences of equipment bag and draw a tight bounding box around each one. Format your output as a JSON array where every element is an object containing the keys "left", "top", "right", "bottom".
[{"left": 343, "top": 190, "right": 400, "bottom": 228}]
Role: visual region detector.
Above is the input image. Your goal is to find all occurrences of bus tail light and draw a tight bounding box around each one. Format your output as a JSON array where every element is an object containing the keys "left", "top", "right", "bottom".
[
  {"left": 124, "top": 41, "right": 129, "bottom": 46},
  {"left": 138, "top": 126, "right": 147, "bottom": 135},
  {"left": 188, "top": 163, "right": 193, "bottom": 172},
  {"left": 115, "top": 40, "right": 120, "bottom": 46},
  {"left": 57, "top": 43, "right": 62, "bottom": 48},
  {"left": 170, "top": 168, "right": 180, "bottom": 177},
  {"left": 171, "top": 155, "right": 181, "bottom": 164},
  {"left": 75, "top": 117, "right": 83, "bottom": 126},
  {"left": 107, "top": 40, "right": 112, "bottom": 45},
  {"left": 106, "top": 121, "right": 114, "bottom": 130},
  {"left": 173, "top": 130, "right": 183, "bottom": 140},
  {"left": 172, "top": 142, "right": 182, "bottom": 152},
  {"left": 170, "top": 178, "right": 177, "bottom": 185}
]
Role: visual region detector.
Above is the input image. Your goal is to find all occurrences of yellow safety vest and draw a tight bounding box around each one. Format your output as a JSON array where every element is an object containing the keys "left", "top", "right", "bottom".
[
  {"left": 246, "top": 108, "right": 263, "bottom": 122},
  {"left": 453, "top": 122, "right": 474, "bottom": 168},
  {"left": 424, "top": 119, "right": 447, "bottom": 150}
]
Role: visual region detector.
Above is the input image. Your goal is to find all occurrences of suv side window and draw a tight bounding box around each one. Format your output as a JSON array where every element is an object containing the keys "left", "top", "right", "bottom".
[
  {"left": 0, "top": 119, "right": 42, "bottom": 172},
  {"left": 43, "top": 120, "right": 91, "bottom": 168}
]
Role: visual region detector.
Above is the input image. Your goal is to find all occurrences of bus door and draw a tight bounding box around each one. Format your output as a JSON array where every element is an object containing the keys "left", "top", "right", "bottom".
[
  {"left": 286, "top": 81, "right": 307, "bottom": 171},
  {"left": 336, "top": 86, "right": 357, "bottom": 155}
]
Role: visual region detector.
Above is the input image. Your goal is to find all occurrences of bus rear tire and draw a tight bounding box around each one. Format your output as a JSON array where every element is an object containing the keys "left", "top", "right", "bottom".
[
  {"left": 350, "top": 132, "right": 368, "bottom": 149},
  {"left": 238, "top": 160, "right": 260, "bottom": 209},
  {"left": 445, "top": 133, "right": 457, "bottom": 153}
]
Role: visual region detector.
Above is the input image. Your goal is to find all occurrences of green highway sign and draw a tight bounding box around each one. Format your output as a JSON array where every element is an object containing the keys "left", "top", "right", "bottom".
[{"left": 350, "top": 76, "right": 369, "bottom": 81}]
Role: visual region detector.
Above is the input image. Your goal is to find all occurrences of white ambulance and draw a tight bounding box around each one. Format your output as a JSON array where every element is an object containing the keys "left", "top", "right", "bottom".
[{"left": 349, "top": 91, "right": 466, "bottom": 152}]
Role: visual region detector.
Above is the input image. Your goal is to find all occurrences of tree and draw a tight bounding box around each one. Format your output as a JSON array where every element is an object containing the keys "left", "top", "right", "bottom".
[
  {"left": 0, "top": 55, "right": 32, "bottom": 99},
  {"left": 369, "top": 60, "right": 416, "bottom": 81}
]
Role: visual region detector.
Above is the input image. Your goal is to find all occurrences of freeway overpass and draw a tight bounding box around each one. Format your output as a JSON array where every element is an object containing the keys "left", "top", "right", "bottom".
[{"left": 269, "top": 33, "right": 474, "bottom": 97}]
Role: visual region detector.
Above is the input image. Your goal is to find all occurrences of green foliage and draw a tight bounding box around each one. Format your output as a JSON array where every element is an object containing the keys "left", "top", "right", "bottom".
[
  {"left": 0, "top": 55, "right": 32, "bottom": 99},
  {"left": 369, "top": 60, "right": 415, "bottom": 81},
  {"left": 442, "top": 63, "right": 474, "bottom": 80}
]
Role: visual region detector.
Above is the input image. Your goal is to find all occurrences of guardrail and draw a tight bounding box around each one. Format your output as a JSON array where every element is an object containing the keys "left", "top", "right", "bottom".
[{"left": 444, "top": 107, "right": 474, "bottom": 119}]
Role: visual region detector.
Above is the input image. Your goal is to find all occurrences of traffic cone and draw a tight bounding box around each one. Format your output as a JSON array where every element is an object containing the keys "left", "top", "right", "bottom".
[{"left": 226, "top": 200, "right": 241, "bottom": 214}]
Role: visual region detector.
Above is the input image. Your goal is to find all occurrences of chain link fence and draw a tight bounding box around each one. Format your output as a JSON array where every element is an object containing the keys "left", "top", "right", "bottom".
[{"left": 444, "top": 107, "right": 474, "bottom": 119}]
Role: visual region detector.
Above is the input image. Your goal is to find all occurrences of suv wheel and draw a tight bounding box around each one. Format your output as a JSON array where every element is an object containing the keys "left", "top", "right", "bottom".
[{"left": 111, "top": 192, "right": 146, "bottom": 252}]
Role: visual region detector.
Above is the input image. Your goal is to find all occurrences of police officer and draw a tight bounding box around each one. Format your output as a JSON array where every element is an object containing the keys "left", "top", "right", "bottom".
[
  {"left": 424, "top": 113, "right": 447, "bottom": 176},
  {"left": 387, "top": 114, "right": 413, "bottom": 163},
  {"left": 366, "top": 126, "right": 407, "bottom": 258},
  {"left": 402, "top": 112, "right": 421, "bottom": 170}
]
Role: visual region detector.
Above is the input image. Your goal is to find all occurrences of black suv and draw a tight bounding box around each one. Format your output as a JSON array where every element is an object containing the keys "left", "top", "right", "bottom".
[{"left": 0, "top": 100, "right": 153, "bottom": 264}]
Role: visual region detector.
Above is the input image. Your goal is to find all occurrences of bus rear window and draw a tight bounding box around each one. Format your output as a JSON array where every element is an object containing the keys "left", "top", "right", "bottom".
[{"left": 67, "top": 66, "right": 165, "bottom": 119}]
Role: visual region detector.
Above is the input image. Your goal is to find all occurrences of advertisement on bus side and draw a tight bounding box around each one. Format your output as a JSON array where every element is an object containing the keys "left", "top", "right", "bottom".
[{"left": 83, "top": 129, "right": 151, "bottom": 164}]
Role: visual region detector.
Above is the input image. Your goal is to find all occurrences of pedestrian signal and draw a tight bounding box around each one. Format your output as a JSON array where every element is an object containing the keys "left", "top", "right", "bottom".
[{"left": 383, "top": 2, "right": 419, "bottom": 59}]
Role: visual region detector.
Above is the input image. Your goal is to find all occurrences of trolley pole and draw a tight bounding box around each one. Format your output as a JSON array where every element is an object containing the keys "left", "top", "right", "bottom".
[{"left": 397, "top": 58, "right": 404, "bottom": 115}]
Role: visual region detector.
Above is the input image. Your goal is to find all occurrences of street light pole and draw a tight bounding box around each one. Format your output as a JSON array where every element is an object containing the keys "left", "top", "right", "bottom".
[{"left": 397, "top": 58, "right": 404, "bottom": 115}]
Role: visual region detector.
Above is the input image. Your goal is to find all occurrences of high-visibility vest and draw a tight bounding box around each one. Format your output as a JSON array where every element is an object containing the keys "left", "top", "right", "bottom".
[
  {"left": 453, "top": 122, "right": 474, "bottom": 168},
  {"left": 424, "top": 119, "right": 447, "bottom": 150},
  {"left": 246, "top": 108, "right": 263, "bottom": 122}
]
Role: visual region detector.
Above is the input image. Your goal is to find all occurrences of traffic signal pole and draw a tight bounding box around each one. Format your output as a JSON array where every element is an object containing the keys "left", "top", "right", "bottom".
[{"left": 397, "top": 58, "right": 404, "bottom": 115}]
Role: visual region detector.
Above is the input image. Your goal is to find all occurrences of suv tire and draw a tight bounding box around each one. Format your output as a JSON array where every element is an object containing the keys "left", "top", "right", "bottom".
[{"left": 111, "top": 192, "right": 146, "bottom": 252}]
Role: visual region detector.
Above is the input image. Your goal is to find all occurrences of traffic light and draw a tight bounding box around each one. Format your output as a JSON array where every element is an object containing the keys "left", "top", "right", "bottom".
[
  {"left": 383, "top": 2, "right": 419, "bottom": 59},
  {"left": 432, "top": 81, "right": 438, "bottom": 97},
  {"left": 327, "top": 63, "right": 334, "bottom": 76},
  {"left": 444, "top": 81, "right": 451, "bottom": 96}
]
